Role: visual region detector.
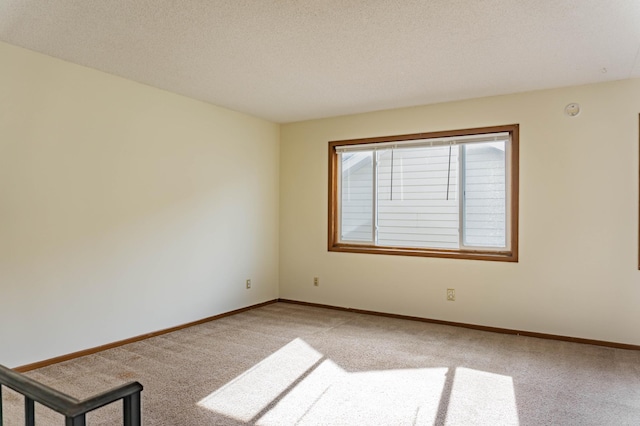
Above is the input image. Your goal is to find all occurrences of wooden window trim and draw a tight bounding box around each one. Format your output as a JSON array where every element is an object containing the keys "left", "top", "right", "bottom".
[{"left": 328, "top": 124, "right": 519, "bottom": 262}]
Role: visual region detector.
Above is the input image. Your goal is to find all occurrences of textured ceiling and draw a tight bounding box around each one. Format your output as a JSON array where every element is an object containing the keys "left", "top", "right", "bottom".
[{"left": 1, "top": 1, "right": 639, "bottom": 123}]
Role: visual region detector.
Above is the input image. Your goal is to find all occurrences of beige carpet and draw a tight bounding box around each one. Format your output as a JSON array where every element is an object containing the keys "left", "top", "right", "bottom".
[{"left": 2, "top": 302, "right": 640, "bottom": 425}]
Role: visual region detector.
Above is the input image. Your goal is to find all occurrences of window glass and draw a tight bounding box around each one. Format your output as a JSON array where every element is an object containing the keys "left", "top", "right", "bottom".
[
  {"left": 375, "top": 145, "right": 460, "bottom": 249},
  {"left": 340, "top": 151, "right": 374, "bottom": 243},
  {"left": 462, "top": 142, "right": 506, "bottom": 248}
]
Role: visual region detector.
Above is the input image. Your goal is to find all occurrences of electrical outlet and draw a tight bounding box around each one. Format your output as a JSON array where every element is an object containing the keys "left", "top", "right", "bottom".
[
  {"left": 313, "top": 277, "right": 319, "bottom": 287},
  {"left": 246, "top": 279, "right": 251, "bottom": 289},
  {"left": 447, "top": 288, "right": 455, "bottom": 301}
]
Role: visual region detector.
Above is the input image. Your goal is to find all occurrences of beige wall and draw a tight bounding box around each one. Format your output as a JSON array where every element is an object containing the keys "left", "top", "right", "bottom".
[
  {"left": 3, "top": 40, "right": 640, "bottom": 369},
  {"left": 0, "top": 42, "right": 280, "bottom": 368},
  {"left": 280, "top": 79, "right": 640, "bottom": 346}
]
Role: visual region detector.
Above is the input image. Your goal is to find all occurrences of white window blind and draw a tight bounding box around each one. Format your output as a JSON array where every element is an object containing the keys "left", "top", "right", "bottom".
[{"left": 337, "top": 133, "right": 510, "bottom": 250}]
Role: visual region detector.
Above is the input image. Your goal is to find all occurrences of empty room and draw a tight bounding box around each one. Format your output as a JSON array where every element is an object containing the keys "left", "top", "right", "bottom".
[{"left": 1, "top": 1, "right": 640, "bottom": 425}]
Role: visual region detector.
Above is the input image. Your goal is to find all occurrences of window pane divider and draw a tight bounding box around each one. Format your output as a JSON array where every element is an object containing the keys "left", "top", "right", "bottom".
[{"left": 458, "top": 144, "right": 466, "bottom": 249}]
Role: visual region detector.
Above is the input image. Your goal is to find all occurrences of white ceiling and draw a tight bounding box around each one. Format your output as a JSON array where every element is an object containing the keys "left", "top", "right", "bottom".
[{"left": 1, "top": 1, "right": 639, "bottom": 123}]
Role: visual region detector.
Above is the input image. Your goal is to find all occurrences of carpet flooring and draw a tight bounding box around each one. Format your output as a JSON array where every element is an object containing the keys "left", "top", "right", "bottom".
[{"left": 2, "top": 302, "right": 640, "bottom": 425}]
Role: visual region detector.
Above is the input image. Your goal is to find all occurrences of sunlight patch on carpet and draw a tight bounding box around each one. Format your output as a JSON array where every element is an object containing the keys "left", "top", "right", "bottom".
[
  {"left": 198, "top": 338, "right": 519, "bottom": 425},
  {"left": 198, "top": 338, "right": 447, "bottom": 424},
  {"left": 197, "top": 338, "right": 322, "bottom": 422},
  {"left": 446, "top": 367, "right": 519, "bottom": 425},
  {"left": 259, "top": 360, "right": 448, "bottom": 425}
]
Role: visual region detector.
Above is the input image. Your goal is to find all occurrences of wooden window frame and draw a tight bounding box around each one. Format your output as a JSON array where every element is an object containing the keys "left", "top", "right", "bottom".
[{"left": 328, "top": 124, "right": 519, "bottom": 262}]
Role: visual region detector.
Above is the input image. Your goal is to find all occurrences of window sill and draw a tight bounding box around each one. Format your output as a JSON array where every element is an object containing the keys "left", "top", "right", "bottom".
[{"left": 328, "top": 243, "right": 518, "bottom": 262}]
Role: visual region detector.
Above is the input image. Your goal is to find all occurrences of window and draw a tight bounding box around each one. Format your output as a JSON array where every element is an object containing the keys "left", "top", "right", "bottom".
[{"left": 328, "top": 124, "right": 519, "bottom": 261}]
